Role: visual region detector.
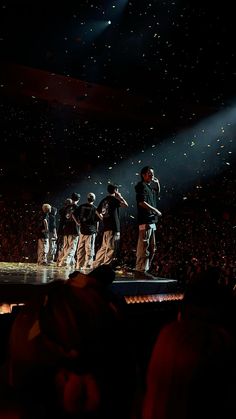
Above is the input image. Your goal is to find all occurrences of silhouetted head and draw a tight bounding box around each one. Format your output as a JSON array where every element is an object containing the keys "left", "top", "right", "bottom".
[
  {"left": 180, "top": 266, "right": 234, "bottom": 328},
  {"left": 140, "top": 166, "right": 154, "bottom": 183},
  {"left": 65, "top": 198, "right": 73, "bottom": 206},
  {"left": 71, "top": 193, "right": 80, "bottom": 202},
  {"left": 87, "top": 192, "right": 96, "bottom": 203},
  {"left": 42, "top": 203, "right": 51, "bottom": 213},
  {"left": 107, "top": 184, "right": 118, "bottom": 194},
  {"left": 88, "top": 265, "right": 116, "bottom": 286}
]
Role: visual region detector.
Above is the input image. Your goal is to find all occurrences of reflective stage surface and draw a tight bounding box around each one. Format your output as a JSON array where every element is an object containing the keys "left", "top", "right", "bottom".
[
  {"left": 0, "top": 261, "right": 179, "bottom": 285},
  {"left": 0, "top": 262, "right": 73, "bottom": 284},
  {"left": 0, "top": 262, "right": 182, "bottom": 311}
]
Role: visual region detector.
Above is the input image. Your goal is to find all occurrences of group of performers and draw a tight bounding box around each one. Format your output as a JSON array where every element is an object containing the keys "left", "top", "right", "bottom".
[{"left": 37, "top": 166, "right": 162, "bottom": 278}]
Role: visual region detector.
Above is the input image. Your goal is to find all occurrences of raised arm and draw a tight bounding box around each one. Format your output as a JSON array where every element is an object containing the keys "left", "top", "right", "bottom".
[{"left": 115, "top": 191, "right": 129, "bottom": 208}]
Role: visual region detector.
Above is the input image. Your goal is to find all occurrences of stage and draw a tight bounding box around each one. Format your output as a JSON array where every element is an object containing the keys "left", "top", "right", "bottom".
[{"left": 0, "top": 262, "right": 183, "bottom": 311}]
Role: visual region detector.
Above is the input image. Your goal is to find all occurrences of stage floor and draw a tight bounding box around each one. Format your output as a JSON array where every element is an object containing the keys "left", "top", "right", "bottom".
[
  {"left": 0, "top": 262, "right": 176, "bottom": 285},
  {"left": 0, "top": 262, "right": 182, "bottom": 310},
  {"left": 0, "top": 261, "right": 77, "bottom": 284}
]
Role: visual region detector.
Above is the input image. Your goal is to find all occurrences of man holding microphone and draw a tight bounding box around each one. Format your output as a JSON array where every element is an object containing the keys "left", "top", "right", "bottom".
[{"left": 135, "top": 166, "right": 162, "bottom": 278}]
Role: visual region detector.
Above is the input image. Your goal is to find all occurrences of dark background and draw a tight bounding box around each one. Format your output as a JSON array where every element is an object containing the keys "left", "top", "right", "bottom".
[
  {"left": 1, "top": 0, "right": 236, "bottom": 106},
  {"left": 0, "top": 0, "right": 235, "bottom": 208}
]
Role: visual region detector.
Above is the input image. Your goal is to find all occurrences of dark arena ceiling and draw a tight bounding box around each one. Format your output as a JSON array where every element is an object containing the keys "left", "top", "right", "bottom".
[{"left": 0, "top": 0, "right": 235, "bottom": 203}]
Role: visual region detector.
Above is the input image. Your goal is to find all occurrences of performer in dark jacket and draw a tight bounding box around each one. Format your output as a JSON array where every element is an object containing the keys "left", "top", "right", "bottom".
[
  {"left": 75, "top": 192, "right": 100, "bottom": 271},
  {"left": 48, "top": 206, "right": 58, "bottom": 263},
  {"left": 93, "top": 184, "right": 128, "bottom": 269},
  {"left": 135, "top": 166, "right": 162, "bottom": 277},
  {"left": 37, "top": 203, "right": 51, "bottom": 265},
  {"left": 57, "top": 192, "right": 80, "bottom": 267}
]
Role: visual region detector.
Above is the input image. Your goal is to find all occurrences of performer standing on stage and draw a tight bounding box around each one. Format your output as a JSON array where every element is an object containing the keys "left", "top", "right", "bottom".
[
  {"left": 48, "top": 206, "right": 58, "bottom": 264},
  {"left": 75, "top": 192, "right": 100, "bottom": 271},
  {"left": 57, "top": 193, "right": 80, "bottom": 267},
  {"left": 56, "top": 198, "right": 73, "bottom": 264},
  {"left": 93, "top": 184, "right": 128, "bottom": 269},
  {"left": 135, "top": 166, "right": 162, "bottom": 278},
  {"left": 37, "top": 203, "right": 51, "bottom": 265}
]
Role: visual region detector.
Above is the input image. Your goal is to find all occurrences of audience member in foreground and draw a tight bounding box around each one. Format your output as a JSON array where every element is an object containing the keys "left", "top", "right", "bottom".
[
  {"left": 8, "top": 265, "right": 135, "bottom": 419},
  {"left": 143, "top": 268, "right": 236, "bottom": 419}
]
